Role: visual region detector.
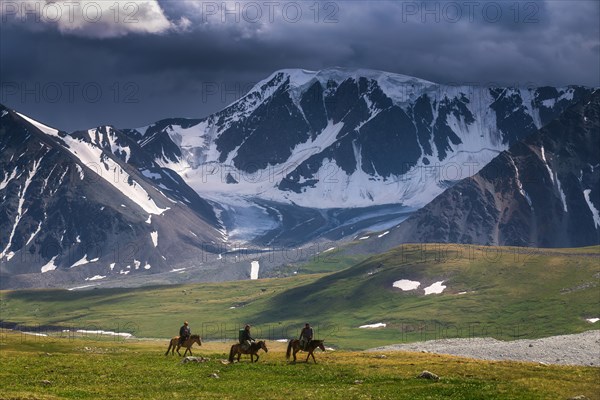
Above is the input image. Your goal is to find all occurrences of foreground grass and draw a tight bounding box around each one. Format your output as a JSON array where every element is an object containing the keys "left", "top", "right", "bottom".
[{"left": 1, "top": 332, "right": 598, "bottom": 400}]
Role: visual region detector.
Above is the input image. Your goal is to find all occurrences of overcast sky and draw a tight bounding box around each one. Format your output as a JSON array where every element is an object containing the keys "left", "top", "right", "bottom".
[{"left": 1, "top": 0, "right": 598, "bottom": 131}]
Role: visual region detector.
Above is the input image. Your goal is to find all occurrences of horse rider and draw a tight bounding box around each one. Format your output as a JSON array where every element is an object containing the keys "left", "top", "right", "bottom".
[
  {"left": 240, "top": 324, "right": 255, "bottom": 351},
  {"left": 299, "top": 323, "right": 313, "bottom": 350},
  {"left": 179, "top": 321, "right": 191, "bottom": 346}
]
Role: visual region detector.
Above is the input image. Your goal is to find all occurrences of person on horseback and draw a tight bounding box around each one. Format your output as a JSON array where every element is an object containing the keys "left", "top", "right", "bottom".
[
  {"left": 178, "top": 321, "right": 190, "bottom": 346},
  {"left": 299, "top": 323, "right": 313, "bottom": 351},
  {"left": 239, "top": 324, "right": 254, "bottom": 351}
]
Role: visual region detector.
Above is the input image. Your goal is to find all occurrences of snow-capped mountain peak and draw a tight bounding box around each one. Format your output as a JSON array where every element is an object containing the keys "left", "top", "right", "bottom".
[{"left": 128, "top": 68, "right": 596, "bottom": 209}]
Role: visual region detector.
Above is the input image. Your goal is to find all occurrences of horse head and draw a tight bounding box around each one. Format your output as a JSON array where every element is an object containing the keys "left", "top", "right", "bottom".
[
  {"left": 259, "top": 340, "right": 268, "bottom": 353},
  {"left": 191, "top": 334, "right": 202, "bottom": 345},
  {"left": 317, "top": 340, "right": 326, "bottom": 352}
]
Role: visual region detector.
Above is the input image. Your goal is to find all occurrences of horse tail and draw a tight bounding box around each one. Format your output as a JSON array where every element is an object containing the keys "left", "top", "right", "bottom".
[
  {"left": 228, "top": 345, "right": 236, "bottom": 363},
  {"left": 165, "top": 339, "right": 173, "bottom": 356},
  {"left": 286, "top": 340, "right": 293, "bottom": 360}
]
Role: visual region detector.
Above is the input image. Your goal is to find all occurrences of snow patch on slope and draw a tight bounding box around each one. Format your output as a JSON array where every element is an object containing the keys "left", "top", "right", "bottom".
[
  {"left": 359, "top": 323, "right": 386, "bottom": 329},
  {"left": 41, "top": 256, "right": 58, "bottom": 273},
  {"left": 250, "top": 260, "right": 260, "bottom": 280},
  {"left": 540, "top": 146, "right": 554, "bottom": 184},
  {"left": 583, "top": 189, "right": 600, "bottom": 228},
  {"left": 393, "top": 279, "right": 420, "bottom": 291},
  {"left": 424, "top": 281, "right": 446, "bottom": 295}
]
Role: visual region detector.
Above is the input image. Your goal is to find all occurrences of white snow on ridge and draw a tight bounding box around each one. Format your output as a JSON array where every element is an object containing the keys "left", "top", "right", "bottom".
[
  {"left": 60, "top": 138, "right": 169, "bottom": 216},
  {"left": 378, "top": 231, "right": 389, "bottom": 238},
  {"left": 0, "top": 168, "right": 18, "bottom": 190},
  {"left": 250, "top": 260, "right": 260, "bottom": 280},
  {"left": 85, "top": 275, "right": 106, "bottom": 281},
  {"left": 359, "top": 323, "right": 386, "bottom": 329},
  {"left": 509, "top": 156, "right": 532, "bottom": 208},
  {"left": 1, "top": 157, "right": 43, "bottom": 260},
  {"left": 141, "top": 169, "right": 161, "bottom": 180},
  {"left": 586, "top": 318, "right": 599, "bottom": 323},
  {"left": 583, "top": 189, "right": 600, "bottom": 228},
  {"left": 41, "top": 256, "right": 58, "bottom": 273},
  {"left": 150, "top": 231, "right": 158, "bottom": 247},
  {"left": 16, "top": 112, "right": 60, "bottom": 136},
  {"left": 70, "top": 255, "right": 90, "bottom": 268},
  {"left": 393, "top": 279, "right": 420, "bottom": 291},
  {"left": 76, "top": 164, "right": 84, "bottom": 180},
  {"left": 540, "top": 146, "right": 554, "bottom": 184},
  {"left": 556, "top": 175, "right": 568, "bottom": 213},
  {"left": 17, "top": 113, "right": 169, "bottom": 216},
  {"left": 166, "top": 123, "right": 208, "bottom": 149},
  {"left": 424, "top": 281, "right": 447, "bottom": 295},
  {"left": 26, "top": 222, "right": 42, "bottom": 246}
]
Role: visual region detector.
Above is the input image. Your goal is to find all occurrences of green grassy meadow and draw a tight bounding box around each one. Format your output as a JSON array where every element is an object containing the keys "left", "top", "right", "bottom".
[
  {"left": 1, "top": 244, "right": 598, "bottom": 350},
  {"left": 1, "top": 331, "right": 598, "bottom": 400}
]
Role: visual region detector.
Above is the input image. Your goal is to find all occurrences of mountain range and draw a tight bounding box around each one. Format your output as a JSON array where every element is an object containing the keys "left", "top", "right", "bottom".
[{"left": 0, "top": 67, "right": 598, "bottom": 288}]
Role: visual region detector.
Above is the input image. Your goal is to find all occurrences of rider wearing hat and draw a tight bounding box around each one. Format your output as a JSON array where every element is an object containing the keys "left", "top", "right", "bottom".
[{"left": 179, "top": 321, "right": 191, "bottom": 346}]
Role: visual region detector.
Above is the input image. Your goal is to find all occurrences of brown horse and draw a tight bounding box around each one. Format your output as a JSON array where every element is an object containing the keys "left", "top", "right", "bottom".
[
  {"left": 286, "top": 339, "right": 326, "bottom": 363},
  {"left": 165, "top": 334, "right": 202, "bottom": 356},
  {"left": 228, "top": 340, "right": 268, "bottom": 363}
]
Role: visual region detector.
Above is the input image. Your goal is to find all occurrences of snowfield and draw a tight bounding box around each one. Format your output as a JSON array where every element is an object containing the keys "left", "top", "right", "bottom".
[
  {"left": 359, "top": 323, "right": 387, "bottom": 329},
  {"left": 423, "top": 281, "right": 447, "bottom": 295},
  {"left": 250, "top": 260, "right": 260, "bottom": 280},
  {"left": 392, "top": 279, "right": 421, "bottom": 291}
]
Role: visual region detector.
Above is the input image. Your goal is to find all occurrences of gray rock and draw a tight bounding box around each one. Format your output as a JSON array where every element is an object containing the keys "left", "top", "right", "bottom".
[
  {"left": 181, "top": 356, "right": 209, "bottom": 364},
  {"left": 417, "top": 370, "right": 439, "bottom": 381}
]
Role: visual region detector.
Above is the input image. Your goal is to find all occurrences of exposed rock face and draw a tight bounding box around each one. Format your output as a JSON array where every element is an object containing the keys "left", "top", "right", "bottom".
[
  {"left": 0, "top": 106, "right": 225, "bottom": 288},
  {"left": 377, "top": 90, "right": 600, "bottom": 247}
]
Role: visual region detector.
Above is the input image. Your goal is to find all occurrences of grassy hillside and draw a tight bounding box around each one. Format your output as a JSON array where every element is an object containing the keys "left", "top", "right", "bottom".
[
  {"left": 1, "top": 244, "right": 598, "bottom": 349},
  {"left": 1, "top": 331, "right": 598, "bottom": 400}
]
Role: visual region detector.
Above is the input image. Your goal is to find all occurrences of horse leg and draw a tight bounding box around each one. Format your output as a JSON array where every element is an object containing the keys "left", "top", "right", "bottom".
[
  {"left": 311, "top": 351, "right": 317, "bottom": 364},
  {"left": 293, "top": 348, "right": 298, "bottom": 362},
  {"left": 254, "top": 354, "right": 259, "bottom": 363}
]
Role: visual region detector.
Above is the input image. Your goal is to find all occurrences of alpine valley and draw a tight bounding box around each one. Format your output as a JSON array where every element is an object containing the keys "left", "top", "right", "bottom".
[{"left": 1, "top": 67, "right": 598, "bottom": 289}]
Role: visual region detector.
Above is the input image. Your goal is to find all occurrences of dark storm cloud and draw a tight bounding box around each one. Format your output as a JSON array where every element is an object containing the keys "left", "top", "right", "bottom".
[{"left": 0, "top": 0, "right": 598, "bottom": 131}]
